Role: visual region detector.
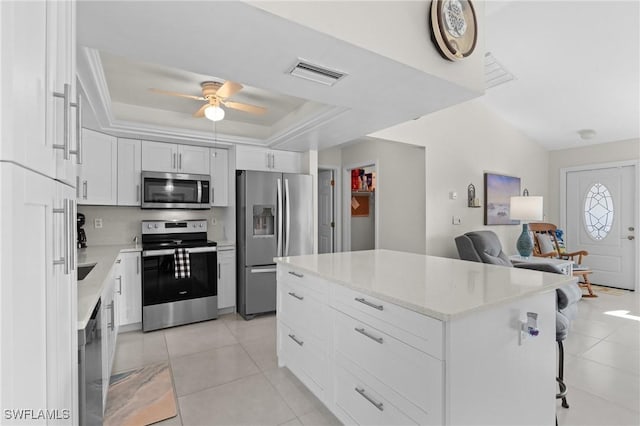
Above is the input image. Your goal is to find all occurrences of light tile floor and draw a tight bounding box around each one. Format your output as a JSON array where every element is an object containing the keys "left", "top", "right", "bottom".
[{"left": 111, "top": 288, "right": 639, "bottom": 426}]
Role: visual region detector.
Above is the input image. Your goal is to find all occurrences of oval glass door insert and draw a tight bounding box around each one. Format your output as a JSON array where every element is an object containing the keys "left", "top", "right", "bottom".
[{"left": 584, "top": 183, "right": 614, "bottom": 240}]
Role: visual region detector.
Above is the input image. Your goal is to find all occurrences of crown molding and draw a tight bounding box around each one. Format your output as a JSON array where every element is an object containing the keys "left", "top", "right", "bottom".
[{"left": 77, "top": 47, "right": 347, "bottom": 151}]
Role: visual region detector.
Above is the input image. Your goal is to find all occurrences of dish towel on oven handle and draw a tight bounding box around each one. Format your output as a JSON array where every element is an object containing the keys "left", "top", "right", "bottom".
[{"left": 174, "top": 248, "right": 191, "bottom": 279}]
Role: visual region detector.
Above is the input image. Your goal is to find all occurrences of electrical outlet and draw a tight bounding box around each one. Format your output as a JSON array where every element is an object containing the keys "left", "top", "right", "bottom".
[
  {"left": 94, "top": 218, "right": 103, "bottom": 229},
  {"left": 211, "top": 217, "right": 217, "bottom": 225},
  {"left": 452, "top": 216, "right": 462, "bottom": 225}
]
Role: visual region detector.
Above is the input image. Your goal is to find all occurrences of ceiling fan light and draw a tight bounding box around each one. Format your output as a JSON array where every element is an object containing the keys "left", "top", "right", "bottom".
[{"left": 204, "top": 105, "right": 225, "bottom": 121}]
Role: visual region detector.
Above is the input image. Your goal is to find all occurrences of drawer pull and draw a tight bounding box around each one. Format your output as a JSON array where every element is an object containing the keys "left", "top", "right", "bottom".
[
  {"left": 355, "top": 327, "right": 383, "bottom": 344},
  {"left": 355, "top": 387, "right": 384, "bottom": 411},
  {"left": 288, "top": 292, "right": 304, "bottom": 301},
  {"left": 288, "top": 271, "right": 304, "bottom": 278},
  {"left": 288, "top": 334, "right": 304, "bottom": 346},
  {"left": 355, "top": 297, "right": 384, "bottom": 311}
]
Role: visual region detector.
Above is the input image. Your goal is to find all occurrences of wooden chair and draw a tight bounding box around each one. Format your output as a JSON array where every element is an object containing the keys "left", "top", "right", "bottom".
[{"left": 529, "top": 223, "right": 597, "bottom": 297}]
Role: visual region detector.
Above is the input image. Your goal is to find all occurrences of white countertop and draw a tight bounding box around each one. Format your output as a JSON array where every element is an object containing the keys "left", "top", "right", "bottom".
[
  {"left": 77, "top": 244, "right": 141, "bottom": 330},
  {"left": 275, "top": 250, "right": 576, "bottom": 321}
]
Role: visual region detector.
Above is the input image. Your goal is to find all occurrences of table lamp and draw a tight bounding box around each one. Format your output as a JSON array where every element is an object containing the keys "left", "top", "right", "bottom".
[{"left": 510, "top": 196, "right": 543, "bottom": 257}]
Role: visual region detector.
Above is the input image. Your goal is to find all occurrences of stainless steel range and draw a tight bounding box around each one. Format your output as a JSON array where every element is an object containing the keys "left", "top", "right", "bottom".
[{"left": 141, "top": 219, "right": 217, "bottom": 332}]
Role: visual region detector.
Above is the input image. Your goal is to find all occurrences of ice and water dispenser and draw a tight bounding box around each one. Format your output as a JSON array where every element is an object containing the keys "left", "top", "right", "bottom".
[{"left": 253, "top": 205, "right": 274, "bottom": 236}]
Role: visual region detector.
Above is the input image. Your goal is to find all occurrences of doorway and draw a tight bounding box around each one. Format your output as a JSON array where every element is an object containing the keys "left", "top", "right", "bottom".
[
  {"left": 344, "top": 163, "right": 377, "bottom": 252},
  {"left": 562, "top": 162, "right": 638, "bottom": 290},
  {"left": 318, "top": 168, "right": 335, "bottom": 254}
]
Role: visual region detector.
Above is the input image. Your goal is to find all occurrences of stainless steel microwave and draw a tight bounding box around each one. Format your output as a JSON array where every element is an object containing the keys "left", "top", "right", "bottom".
[{"left": 141, "top": 171, "right": 210, "bottom": 209}]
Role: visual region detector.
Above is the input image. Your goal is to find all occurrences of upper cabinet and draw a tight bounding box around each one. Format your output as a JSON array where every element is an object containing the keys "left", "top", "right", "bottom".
[
  {"left": 78, "top": 129, "right": 117, "bottom": 205},
  {"left": 236, "top": 146, "right": 303, "bottom": 173},
  {"left": 141, "top": 141, "right": 209, "bottom": 175},
  {"left": 117, "top": 138, "right": 142, "bottom": 206},
  {"left": 210, "top": 148, "right": 229, "bottom": 207},
  {"left": 0, "top": 1, "right": 79, "bottom": 186}
]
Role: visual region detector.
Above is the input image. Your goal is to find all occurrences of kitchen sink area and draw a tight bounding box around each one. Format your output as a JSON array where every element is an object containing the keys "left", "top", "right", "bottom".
[{"left": 77, "top": 263, "right": 97, "bottom": 281}]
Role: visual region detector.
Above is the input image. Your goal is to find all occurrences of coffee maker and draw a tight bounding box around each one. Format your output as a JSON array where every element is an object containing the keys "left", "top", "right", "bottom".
[{"left": 77, "top": 213, "right": 87, "bottom": 248}]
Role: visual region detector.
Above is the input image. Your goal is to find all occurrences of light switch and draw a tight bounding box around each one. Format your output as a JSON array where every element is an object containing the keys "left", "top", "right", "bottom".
[
  {"left": 452, "top": 216, "right": 462, "bottom": 225},
  {"left": 94, "top": 218, "right": 103, "bottom": 229},
  {"left": 449, "top": 191, "right": 458, "bottom": 200}
]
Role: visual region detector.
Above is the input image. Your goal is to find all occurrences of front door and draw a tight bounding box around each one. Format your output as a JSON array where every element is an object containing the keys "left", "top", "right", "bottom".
[{"left": 565, "top": 165, "right": 637, "bottom": 290}]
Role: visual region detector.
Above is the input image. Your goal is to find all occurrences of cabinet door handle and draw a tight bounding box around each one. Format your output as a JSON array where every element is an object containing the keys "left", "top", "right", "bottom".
[
  {"left": 136, "top": 184, "right": 140, "bottom": 202},
  {"left": 107, "top": 301, "right": 115, "bottom": 331},
  {"left": 69, "top": 93, "right": 82, "bottom": 164},
  {"left": 179, "top": 153, "right": 182, "bottom": 170},
  {"left": 271, "top": 153, "right": 275, "bottom": 169},
  {"left": 355, "top": 327, "right": 383, "bottom": 344},
  {"left": 211, "top": 187, "right": 215, "bottom": 205},
  {"left": 52, "top": 199, "right": 71, "bottom": 275},
  {"left": 288, "top": 334, "right": 304, "bottom": 346},
  {"left": 76, "top": 175, "right": 80, "bottom": 199},
  {"left": 288, "top": 292, "right": 304, "bottom": 301},
  {"left": 265, "top": 153, "right": 270, "bottom": 169},
  {"left": 52, "top": 83, "right": 71, "bottom": 160},
  {"left": 116, "top": 276, "right": 122, "bottom": 295},
  {"left": 136, "top": 256, "right": 140, "bottom": 275},
  {"left": 83, "top": 181, "right": 88, "bottom": 200},
  {"left": 355, "top": 297, "right": 384, "bottom": 311},
  {"left": 355, "top": 387, "right": 384, "bottom": 411},
  {"left": 173, "top": 153, "right": 177, "bottom": 169},
  {"left": 288, "top": 271, "right": 304, "bottom": 278}
]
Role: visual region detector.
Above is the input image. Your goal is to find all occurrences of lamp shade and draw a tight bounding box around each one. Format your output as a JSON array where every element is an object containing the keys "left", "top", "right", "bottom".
[
  {"left": 510, "top": 196, "right": 543, "bottom": 221},
  {"left": 204, "top": 105, "right": 225, "bottom": 122}
]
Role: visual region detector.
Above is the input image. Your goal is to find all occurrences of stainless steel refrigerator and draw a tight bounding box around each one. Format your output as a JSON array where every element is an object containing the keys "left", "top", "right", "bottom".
[{"left": 237, "top": 170, "right": 313, "bottom": 319}]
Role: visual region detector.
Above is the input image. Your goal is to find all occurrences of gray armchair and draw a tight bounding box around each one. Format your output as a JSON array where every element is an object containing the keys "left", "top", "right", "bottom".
[{"left": 455, "top": 230, "right": 581, "bottom": 412}]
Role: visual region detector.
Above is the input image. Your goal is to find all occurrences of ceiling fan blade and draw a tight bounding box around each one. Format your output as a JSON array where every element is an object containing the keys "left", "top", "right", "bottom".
[
  {"left": 193, "top": 103, "right": 208, "bottom": 118},
  {"left": 222, "top": 100, "right": 267, "bottom": 115},
  {"left": 215, "top": 81, "right": 243, "bottom": 99},
  {"left": 150, "top": 88, "right": 204, "bottom": 101}
]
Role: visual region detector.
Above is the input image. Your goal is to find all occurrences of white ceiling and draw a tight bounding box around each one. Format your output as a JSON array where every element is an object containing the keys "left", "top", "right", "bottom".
[
  {"left": 77, "top": 1, "right": 640, "bottom": 152},
  {"left": 483, "top": 1, "right": 640, "bottom": 150}
]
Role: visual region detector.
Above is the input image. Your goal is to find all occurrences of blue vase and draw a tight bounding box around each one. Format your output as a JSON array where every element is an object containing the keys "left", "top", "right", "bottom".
[{"left": 516, "top": 223, "right": 533, "bottom": 257}]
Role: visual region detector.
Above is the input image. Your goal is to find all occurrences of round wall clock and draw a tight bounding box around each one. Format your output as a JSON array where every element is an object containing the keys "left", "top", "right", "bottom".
[{"left": 430, "top": 0, "right": 478, "bottom": 61}]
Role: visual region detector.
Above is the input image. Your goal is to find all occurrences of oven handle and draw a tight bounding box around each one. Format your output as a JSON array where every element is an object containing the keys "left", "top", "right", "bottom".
[{"left": 143, "top": 246, "right": 217, "bottom": 257}]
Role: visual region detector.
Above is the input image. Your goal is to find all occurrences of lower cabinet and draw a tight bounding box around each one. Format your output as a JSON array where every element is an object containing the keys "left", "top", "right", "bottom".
[
  {"left": 101, "top": 268, "right": 118, "bottom": 410},
  {"left": 217, "top": 247, "right": 236, "bottom": 310},
  {"left": 116, "top": 252, "right": 142, "bottom": 327}
]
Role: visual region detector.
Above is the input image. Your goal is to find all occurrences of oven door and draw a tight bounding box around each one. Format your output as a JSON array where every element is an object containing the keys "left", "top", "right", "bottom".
[
  {"left": 142, "top": 246, "right": 217, "bottom": 306},
  {"left": 141, "top": 171, "right": 210, "bottom": 209}
]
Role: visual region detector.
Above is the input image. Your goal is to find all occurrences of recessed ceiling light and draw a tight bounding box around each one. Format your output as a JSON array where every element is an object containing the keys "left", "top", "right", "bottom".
[{"left": 577, "top": 129, "right": 597, "bottom": 140}]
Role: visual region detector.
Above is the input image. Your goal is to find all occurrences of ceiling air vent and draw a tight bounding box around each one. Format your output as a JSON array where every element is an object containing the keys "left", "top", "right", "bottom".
[
  {"left": 288, "top": 60, "right": 347, "bottom": 86},
  {"left": 485, "top": 52, "right": 515, "bottom": 89}
]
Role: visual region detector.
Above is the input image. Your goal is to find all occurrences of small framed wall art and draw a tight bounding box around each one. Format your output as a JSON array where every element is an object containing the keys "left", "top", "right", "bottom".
[{"left": 484, "top": 173, "right": 521, "bottom": 225}]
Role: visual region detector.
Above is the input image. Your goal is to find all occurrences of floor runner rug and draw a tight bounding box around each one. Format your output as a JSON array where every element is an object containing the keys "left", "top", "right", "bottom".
[
  {"left": 104, "top": 362, "right": 177, "bottom": 426},
  {"left": 590, "top": 285, "right": 630, "bottom": 296}
]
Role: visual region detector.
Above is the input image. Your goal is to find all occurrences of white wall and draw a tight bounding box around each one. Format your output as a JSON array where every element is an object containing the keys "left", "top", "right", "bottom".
[
  {"left": 323, "top": 138, "right": 426, "bottom": 254},
  {"left": 78, "top": 206, "right": 231, "bottom": 246},
  {"left": 547, "top": 138, "right": 640, "bottom": 224},
  {"left": 371, "top": 99, "right": 549, "bottom": 258},
  {"left": 351, "top": 193, "right": 375, "bottom": 251}
]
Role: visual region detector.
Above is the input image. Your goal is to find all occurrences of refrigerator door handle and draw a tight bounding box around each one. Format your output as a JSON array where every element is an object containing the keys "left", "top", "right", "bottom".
[
  {"left": 285, "top": 178, "right": 291, "bottom": 256},
  {"left": 276, "top": 178, "right": 283, "bottom": 257}
]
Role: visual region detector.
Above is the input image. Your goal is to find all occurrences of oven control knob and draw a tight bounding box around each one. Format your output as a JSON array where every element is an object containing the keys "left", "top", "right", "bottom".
[
  {"left": 192, "top": 223, "right": 197, "bottom": 228},
  {"left": 154, "top": 224, "right": 159, "bottom": 229},
  {"left": 199, "top": 223, "right": 204, "bottom": 228},
  {"left": 147, "top": 224, "right": 152, "bottom": 229}
]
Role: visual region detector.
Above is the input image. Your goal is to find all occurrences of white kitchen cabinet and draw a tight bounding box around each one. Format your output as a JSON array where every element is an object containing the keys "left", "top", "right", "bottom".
[
  {"left": 116, "top": 252, "right": 142, "bottom": 328},
  {"left": 101, "top": 265, "right": 120, "bottom": 409},
  {"left": 210, "top": 148, "right": 229, "bottom": 206},
  {"left": 142, "top": 141, "right": 210, "bottom": 174},
  {"left": 0, "top": 163, "right": 77, "bottom": 425},
  {"left": 276, "top": 260, "right": 559, "bottom": 426},
  {"left": 117, "top": 138, "right": 142, "bottom": 206},
  {"left": 217, "top": 247, "right": 236, "bottom": 310},
  {"left": 78, "top": 129, "right": 118, "bottom": 205},
  {"left": 0, "top": 0, "right": 79, "bottom": 186},
  {"left": 236, "top": 145, "right": 303, "bottom": 173}
]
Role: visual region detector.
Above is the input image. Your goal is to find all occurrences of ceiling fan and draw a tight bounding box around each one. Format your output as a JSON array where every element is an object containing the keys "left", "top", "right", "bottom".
[{"left": 150, "top": 81, "right": 267, "bottom": 122}]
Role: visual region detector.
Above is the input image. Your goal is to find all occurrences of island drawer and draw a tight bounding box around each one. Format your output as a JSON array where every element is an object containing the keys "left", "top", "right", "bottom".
[
  {"left": 278, "top": 320, "right": 328, "bottom": 393},
  {"left": 331, "top": 284, "right": 443, "bottom": 359},
  {"left": 334, "top": 364, "right": 420, "bottom": 426},
  {"left": 333, "top": 310, "right": 443, "bottom": 416},
  {"left": 278, "top": 280, "right": 328, "bottom": 341},
  {"left": 278, "top": 265, "right": 329, "bottom": 298}
]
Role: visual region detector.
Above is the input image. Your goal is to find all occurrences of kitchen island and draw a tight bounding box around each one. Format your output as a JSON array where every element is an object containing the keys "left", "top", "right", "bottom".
[{"left": 275, "top": 249, "right": 576, "bottom": 425}]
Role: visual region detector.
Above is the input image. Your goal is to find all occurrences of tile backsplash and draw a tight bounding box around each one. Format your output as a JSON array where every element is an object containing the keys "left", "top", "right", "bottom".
[{"left": 78, "top": 205, "right": 233, "bottom": 246}]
